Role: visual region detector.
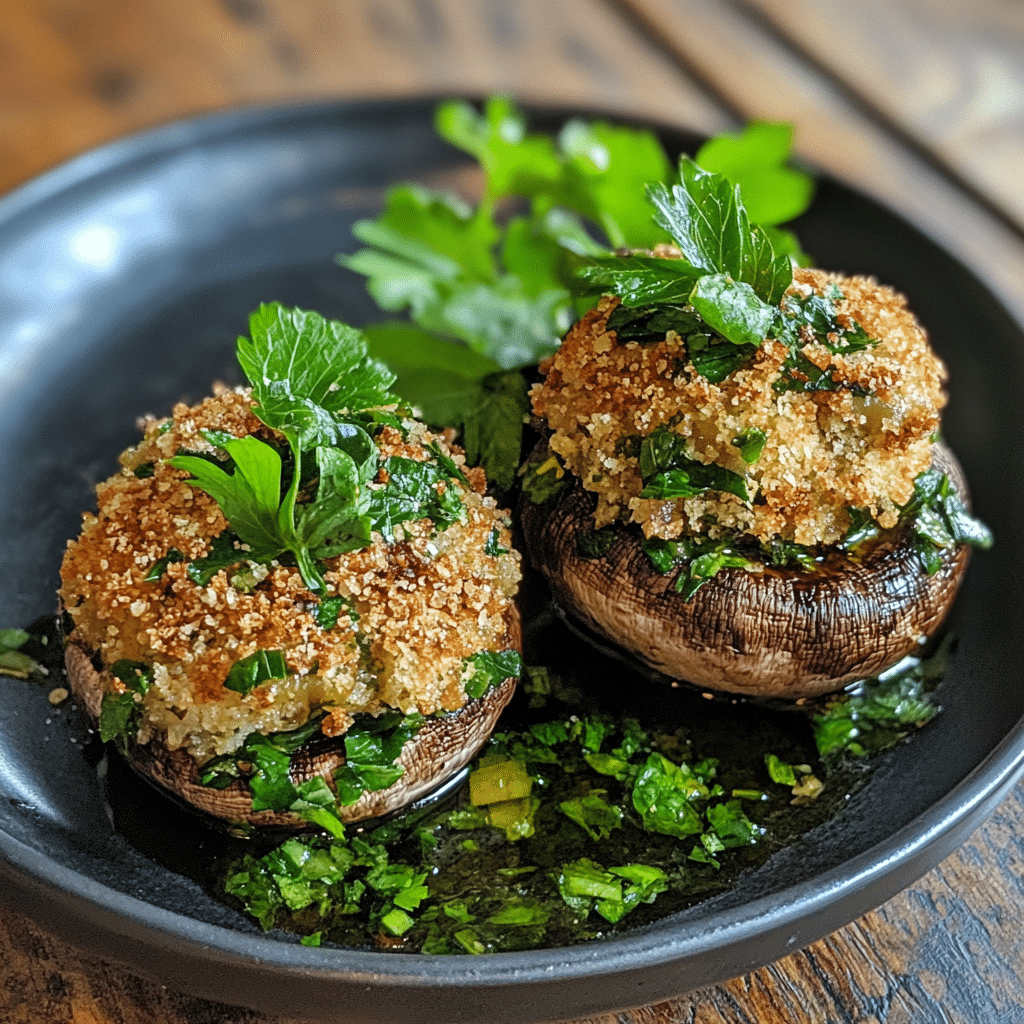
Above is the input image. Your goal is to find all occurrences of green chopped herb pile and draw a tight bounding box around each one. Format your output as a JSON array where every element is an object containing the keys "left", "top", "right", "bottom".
[{"left": 218, "top": 632, "right": 951, "bottom": 953}]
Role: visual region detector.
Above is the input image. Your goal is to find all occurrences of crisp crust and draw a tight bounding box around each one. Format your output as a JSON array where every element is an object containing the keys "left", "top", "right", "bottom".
[
  {"left": 58, "top": 389, "right": 521, "bottom": 763},
  {"left": 531, "top": 269, "right": 948, "bottom": 548}
]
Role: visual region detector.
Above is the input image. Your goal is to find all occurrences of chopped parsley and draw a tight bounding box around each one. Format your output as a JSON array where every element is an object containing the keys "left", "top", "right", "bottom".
[
  {"left": 462, "top": 649, "right": 523, "bottom": 700},
  {"left": 198, "top": 710, "right": 431, "bottom": 836},
  {"left": 900, "top": 468, "right": 993, "bottom": 573},
  {"left": 333, "top": 712, "right": 427, "bottom": 807},
  {"left": 627, "top": 459, "right": 990, "bottom": 599},
  {"left": 772, "top": 286, "right": 879, "bottom": 394},
  {"left": 217, "top": 633, "right": 952, "bottom": 953},
  {"left": 813, "top": 637, "right": 953, "bottom": 758},
  {"left": 314, "top": 595, "right": 356, "bottom": 630},
  {"left": 142, "top": 547, "right": 185, "bottom": 583},
  {"left": 484, "top": 525, "right": 509, "bottom": 557},
  {"left": 222, "top": 649, "right": 289, "bottom": 696},
  {"left": 0, "top": 628, "right": 43, "bottom": 680},
  {"left": 519, "top": 450, "right": 568, "bottom": 504},
  {"left": 98, "top": 660, "right": 153, "bottom": 752},
  {"left": 638, "top": 425, "right": 749, "bottom": 502},
  {"left": 732, "top": 428, "right": 767, "bottom": 465}
]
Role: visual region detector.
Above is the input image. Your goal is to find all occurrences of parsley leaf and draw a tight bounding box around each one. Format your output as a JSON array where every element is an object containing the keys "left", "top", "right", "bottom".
[
  {"left": 519, "top": 450, "right": 569, "bottom": 504},
  {"left": 732, "top": 428, "right": 767, "bottom": 464},
  {"left": 223, "top": 649, "right": 289, "bottom": 696},
  {"left": 186, "top": 531, "right": 247, "bottom": 586},
  {"left": 813, "top": 639, "right": 951, "bottom": 758},
  {"left": 638, "top": 425, "right": 748, "bottom": 501},
  {"left": 342, "top": 98, "right": 815, "bottom": 483},
  {"left": 631, "top": 752, "right": 708, "bottom": 838},
  {"left": 689, "top": 273, "right": 778, "bottom": 348},
  {"left": 366, "top": 455, "right": 465, "bottom": 543},
  {"left": 238, "top": 303, "right": 395, "bottom": 428},
  {"left": 333, "top": 712, "right": 426, "bottom": 806},
  {"left": 98, "top": 661, "right": 153, "bottom": 752},
  {"left": 648, "top": 158, "right": 792, "bottom": 305},
  {"left": 171, "top": 305, "right": 409, "bottom": 593},
  {"left": 555, "top": 118, "right": 673, "bottom": 249},
  {"left": 460, "top": 371, "right": 530, "bottom": 490},
  {"left": 695, "top": 121, "right": 814, "bottom": 229},
  {"left": 575, "top": 254, "right": 702, "bottom": 307},
  {"left": 556, "top": 857, "right": 669, "bottom": 924},
  {"left": 170, "top": 436, "right": 288, "bottom": 561},
  {"left": 901, "top": 469, "right": 993, "bottom": 572},
  {"left": 462, "top": 649, "right": 523, "bottom": 700},
  {"left": 559, "top": 791, "right": 623, "bottom": 841}
]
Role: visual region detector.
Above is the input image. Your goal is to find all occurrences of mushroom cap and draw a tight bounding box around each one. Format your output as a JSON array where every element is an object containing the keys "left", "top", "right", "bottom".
[
  {"left": 63, "top": 604, "right": 520, "bottom": 829},
  {"left": 520, "top": 443, "right": 970, "bottom": 699}
]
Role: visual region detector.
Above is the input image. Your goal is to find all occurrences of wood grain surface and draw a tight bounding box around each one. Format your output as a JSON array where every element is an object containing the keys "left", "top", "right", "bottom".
[
  {"left": 2, "top": 2, "right": 1023, "bottom": 1022},
  {"left": 741, "top": 0, "right": 1024, "bottom": 230}
]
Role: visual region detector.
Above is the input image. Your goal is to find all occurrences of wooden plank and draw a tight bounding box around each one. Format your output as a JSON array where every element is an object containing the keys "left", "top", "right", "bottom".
[
  {"left": 741, "top": 0, "right": 1024, "bottom": 233},
  {"left": 615, "top": 0, "right": 1024, "bottom": 326},
  {"left": 0, "top": 0, "right": 729, "bottom": 196}
]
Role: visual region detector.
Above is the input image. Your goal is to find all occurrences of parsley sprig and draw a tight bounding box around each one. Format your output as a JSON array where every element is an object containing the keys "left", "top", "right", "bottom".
[
  {"left": 170, "top": 303, "right": 394, "bottom": 593},
  {"left": 340, "top": 99, "right": 814, "bottom": 487},
  {"left": 577, "top": 155, "right": 794, "bottom": 339}
]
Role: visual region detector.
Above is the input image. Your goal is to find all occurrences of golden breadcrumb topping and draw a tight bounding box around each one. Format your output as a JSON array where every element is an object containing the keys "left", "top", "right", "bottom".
[
  {"left": 530, "top": 268, "right": 947, "bottom": 547},
  {"left": 60, "top": 389, "right": 520, "bottom": 761}
]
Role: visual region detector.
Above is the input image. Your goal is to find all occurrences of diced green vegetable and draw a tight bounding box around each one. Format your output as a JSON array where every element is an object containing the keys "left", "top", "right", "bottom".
[{"left": 469, "top": 759, "right": 533, "bottom": 805}]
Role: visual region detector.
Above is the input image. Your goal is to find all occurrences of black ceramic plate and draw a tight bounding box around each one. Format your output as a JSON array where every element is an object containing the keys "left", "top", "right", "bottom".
[{"left": 1, "top": 98, "right": 1023, "bottom": 1024}]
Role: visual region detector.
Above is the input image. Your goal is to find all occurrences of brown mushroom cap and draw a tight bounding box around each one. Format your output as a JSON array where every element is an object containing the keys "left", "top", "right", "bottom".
[
  {"left": 63, "top": 604, "right": 520, "bottom": 829},
  {"left": 520, "top": 443, "right": 970, "bottom": 700}
]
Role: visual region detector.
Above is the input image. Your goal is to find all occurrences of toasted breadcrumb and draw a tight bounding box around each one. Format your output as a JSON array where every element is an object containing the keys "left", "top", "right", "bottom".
[
  {"left": 60, "top": 390, "right": 520, "bottom": 762},
  {"left": 530, "top": 268, "right": 946, "bottom": 547}
]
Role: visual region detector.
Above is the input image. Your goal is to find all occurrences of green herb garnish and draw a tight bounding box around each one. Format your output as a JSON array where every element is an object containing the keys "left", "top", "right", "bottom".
[
  {"left": 638, "top": 425, "right": 748, "bottom": 500},
  {"left": 732, "top": 428, "right": 767, "bottom": 465},
  {"left": 556, "top": 857, "right": 669, "bottom": 924},
  {"left": 171, "top": 304, "right": 393, "bottom": 593},
  {"left": 559, "top": 791, "right": 623, "bottom": 841},
  {"left": 580, "top": 154, "right": 794, "bottom": 317},
  {"left": 519, "top": 451, "right": 568, "bottom": 504},
  {"left": 462, "top": 649, "right": 523, "bottom": 700},
  {"left": 901, "top": 469, "right": 993, "bottom": 573},
  {"left": 222, "top": 649, "right": 289, "bottom": 696},
  {"left": 0, "top": 628, "right": 41, "bottom": 679},
  {"left": 333, "top": 712, "right": 426, "bottom": 806},
  {"left": 142, "top": 547, "right": 185, "bottom": 583},
  {"left": 813, "top": 638, "right": 953, "bottom": 757},
  {"left": 98, "top": 660, "right": 153, "bottom": 751},
  {"left": 314, "top": 595, "right": 355, "bottom": 630},
  {"left": 366, "top": 454, "right": 465, "bottom": 543},
  {"left": 342, "top": 99, "right": 814, "bottom": 487}
]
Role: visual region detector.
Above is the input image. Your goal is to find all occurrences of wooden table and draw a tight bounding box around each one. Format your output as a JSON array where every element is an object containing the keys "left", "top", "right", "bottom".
[{"left": 1, "top": 2, "right": 1023, "bottom": 1021}]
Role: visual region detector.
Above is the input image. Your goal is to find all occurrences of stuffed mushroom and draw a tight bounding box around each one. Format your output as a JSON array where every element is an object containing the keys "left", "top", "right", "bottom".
[
  {"left": 520, "top": 162, "right": 990, "bottom": 699},
  {"left": 60, "top": 304, "right": 522, "bottom": 830}
]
